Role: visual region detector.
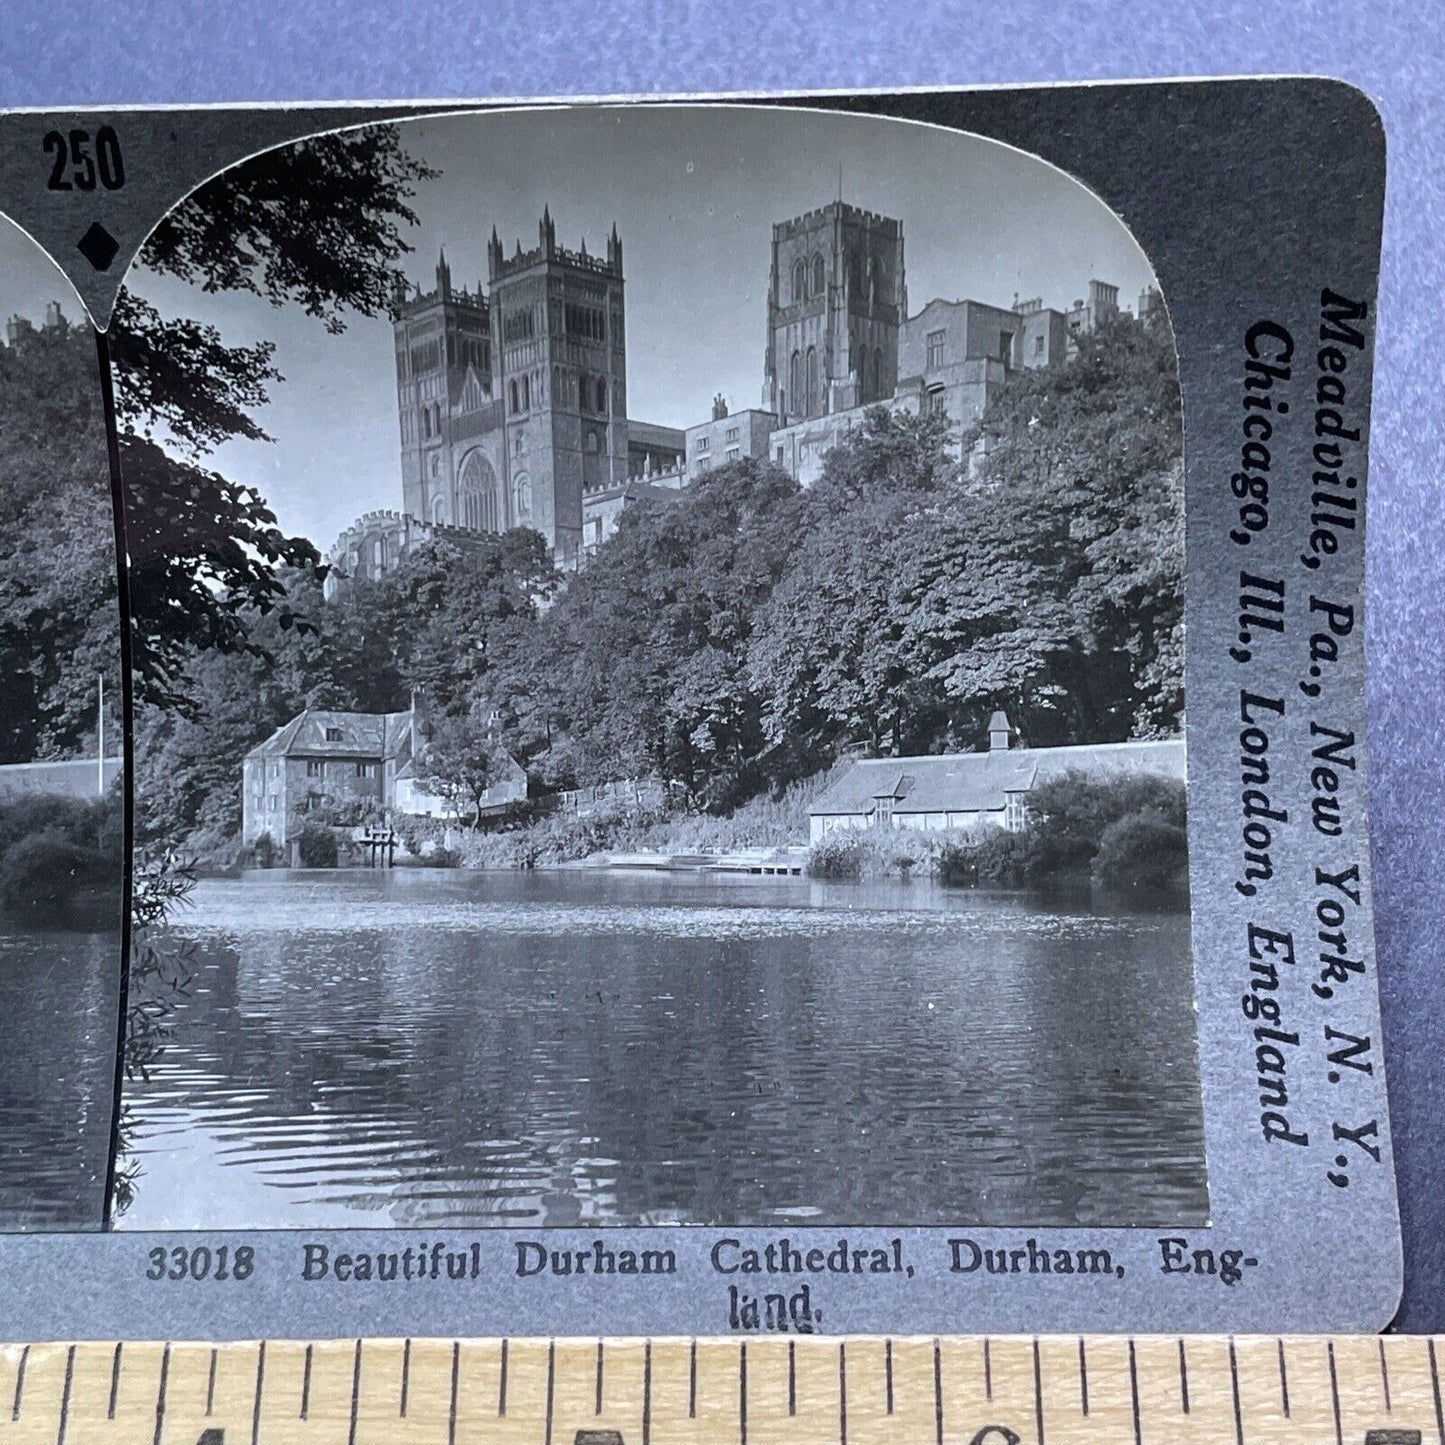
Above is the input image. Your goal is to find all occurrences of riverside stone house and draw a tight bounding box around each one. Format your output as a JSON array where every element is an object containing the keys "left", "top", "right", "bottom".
[
  {"left": 807, "top": 712, "right": 1185, "bottom": 843},
  {"left": 242, "top": 706, "right": 527, "bottom": 850}
]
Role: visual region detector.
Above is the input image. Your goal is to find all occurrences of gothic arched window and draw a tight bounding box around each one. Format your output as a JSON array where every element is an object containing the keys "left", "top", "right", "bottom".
[
  {"left": 509, "top": 380, "right": 519, "bottom": 414},
  {"left": 522, "top": 375, "right": 531, "bottom": 411},
  {"left": 457, "top": 450, "right": 500, "bottom": 533},
  {"left": 792, "top": 258, "right": 807, "bottom": 303},
  {"left": 789, "top": 350, "right": 801, "bottom": 417},
  {"left": 812, "top": 253, "right": 826, "bottom": 296},
  {"left": 578, "top": 371, "right": 589, "bottom": 412},
  {"left": 806, "top": 345, "right": 818, "bottom": 416},
  {"left": 513, "top": 473, "right": 531, "bottom": 521},
  {"left": 874, "top": 346, "right": 885, "bottom": 399},
  {"left": 596, "top": 377, "right": 607, "bottom": 413}
]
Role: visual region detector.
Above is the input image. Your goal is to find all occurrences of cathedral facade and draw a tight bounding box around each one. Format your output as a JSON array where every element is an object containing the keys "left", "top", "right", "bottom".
[{"left": 391, "top": 209, "right": 632, "bottom": 567}]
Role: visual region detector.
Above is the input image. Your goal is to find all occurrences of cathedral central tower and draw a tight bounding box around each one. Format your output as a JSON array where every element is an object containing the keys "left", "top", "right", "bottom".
[{"left": 762, "top": 201, "right": 906, "bottom": 423}]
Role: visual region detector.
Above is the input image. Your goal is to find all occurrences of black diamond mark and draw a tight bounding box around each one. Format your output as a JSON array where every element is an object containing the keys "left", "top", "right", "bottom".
[{"left": 76, "top": 221, "right": 120, "bottom": 272}]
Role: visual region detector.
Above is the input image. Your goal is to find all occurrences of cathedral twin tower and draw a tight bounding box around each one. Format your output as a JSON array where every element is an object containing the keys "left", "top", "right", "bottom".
[
  {"left": 387, "top": 199, "right": 907, "bottom": 566},
  {"left": 392, "top": 206, "right": 627, "bottom": 565}
]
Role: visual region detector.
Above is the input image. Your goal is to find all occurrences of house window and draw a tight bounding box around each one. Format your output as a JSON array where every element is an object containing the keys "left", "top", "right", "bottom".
[
  {"left": 927, "top": 386, "right": 947, "bottom": 417},
  {"left": 355, "top": 762, "right": 378, "bottom": 779},
  {"left": 324, "top": 727, "right": 343, "bottom": 742},
  {"left": 725, "top": 446, "right": 740, "bottom": 462},
  {"left": 307, "top": 760, "right": 324, "bottom": 778},
  {"left": 695, "top": 436, "right": 709, "bottom": 452},
  {"left": 926, "top": 329, "right": 946, "bottom": 370},
  {"left": 725, "top": 426, "right": 739, "bottom": 442},
  {"left": 875, "top": 796, "right": 894, "bottom": 824},
  {"left": 999, "top": 331, "right": 1013, "bottom": 367},
  {"left": 775, "top": 446, "right": 784, "bottom": 461},
  {"left": 1034, "top": 333, "right": 1045, "bottom": 357},
  {"left": 1005, "top": 793, "right": 1029, "bottom": 831}
]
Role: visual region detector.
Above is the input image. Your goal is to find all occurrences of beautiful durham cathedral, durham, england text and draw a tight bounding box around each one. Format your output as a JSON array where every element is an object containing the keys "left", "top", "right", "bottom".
[{"left": 325, "top": 198, "right": 1155, "bottom": 591}]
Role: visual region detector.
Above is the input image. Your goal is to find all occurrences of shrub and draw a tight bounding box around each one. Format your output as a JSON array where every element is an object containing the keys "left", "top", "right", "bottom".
[
  {"left": 1092, "top": 807, "right": 1188, "bottom": 892},
  {"left": 807, "top": 832, "right": 866, "bottom": 879},
  {"left": 0, "top": 831, "right": 116, "bottom": 922},
  {"left": 296, "top": 823, "right": 339, "bottom": 868}
]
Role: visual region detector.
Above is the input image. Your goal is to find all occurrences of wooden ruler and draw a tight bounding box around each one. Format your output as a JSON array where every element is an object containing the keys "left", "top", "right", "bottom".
[{"left": 0, "top": 1336, "right": 1440, "bottom": 1445}]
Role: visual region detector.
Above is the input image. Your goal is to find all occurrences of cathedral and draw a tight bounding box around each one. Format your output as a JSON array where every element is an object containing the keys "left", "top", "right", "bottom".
[
  {"left": 328, "top": 209, "right": 683, "bottom": 591},
  {"left": 326, "top": 199, "right": 1144, "bottom": 589}
]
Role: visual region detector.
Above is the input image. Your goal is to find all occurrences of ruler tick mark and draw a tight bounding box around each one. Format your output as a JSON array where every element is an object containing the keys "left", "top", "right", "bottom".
[
  {"left": 1033, "top": 1337, "right": 1045, "bottom": 1445},
  {"left": 300, "top": 1344, "right": 312, "bottom": 1420},
  {"left": 251, "top": 1340, "right": 265, "bottom": 1445},
  {"left": 787, "top": 1340, "right": 795, "bottom": 1417},
  {"left": 108, "top": 1342, "right": 123, "bottom": 1419},
  {"left": 348, "top": 1339, "right": 363, "bottom": 1445},
  {"left": 885, "top": 1338, "right": 893, "bottom": 1416},
  {"left": 690, "top": 1340, "right": 698, "bottom": 1419},
  {"left": 55, "top": 1345, "right": 75, "bottom": 1445},
  {"left": 838, "top": 1342, "right": 847, "bottom": 1445},
  {"left": 400, "top": 1340, "right": 411, "bottom": 1419},
  {"left": 596, "top": 1339, "right": 604, "bottom": 1416},
  {"left": 1328, "top": 1340, "right": 1343, "bottom": 1445},
  {"left": 1379, "top": 1336, "right": 1391, "bottom": 1412},
  {"left": 499, "top": 1338, "right": 508, "bottom": 1417},
  {"left": 1178, "top": 1339, "right": 1190, "bottom": 1415},
  {"left": 1078, "top": 1338, "right": 1089, "bottom": 1417},
  {"left": 448, "top": 1342, "right": 460, "bottom": 1445},
  {"left": 933, "top": 1338, "right": 943, "bottom": 1445},
  {"left": 1128, "top": 1338, "right": 1142, "bottom": 1445},
  {"left": 739, "top": 1341, "right": 748, "bottom": 1445},
  {"left": 206, "top": 1348, "right": 217, "bottom": 1417},
  {"left": 1229, "top": 1337, "right": 1243, "bottom": 1445},
  {"left": 642, "top": 1339, "right": 652, "bottom": 1445},
  {"left": 154, "top": 1343, "right": 171, "bottom": 1445},
  {"left": 1278, "top": 1336, "right": 1291, "bottom": 1416},
  {"left": 983, "top": 1337, "right": 992, "bottom": 1403},
  {"left": 1429, "top": 1338, "right": 1443, "bottom": 1443},
  {"left": 545, "top": 1339, "right": 556, "bottom": 1445},
  {"left": 12, "top": 1344, "right": 28, "bottom": 1420}
]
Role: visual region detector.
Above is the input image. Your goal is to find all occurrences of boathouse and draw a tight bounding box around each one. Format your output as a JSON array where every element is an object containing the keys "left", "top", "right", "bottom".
[{"left": 806, "top": 713, "right": 1185, "bottom": 843}]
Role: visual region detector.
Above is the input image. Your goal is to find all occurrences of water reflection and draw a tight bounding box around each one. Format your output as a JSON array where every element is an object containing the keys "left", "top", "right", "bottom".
[
  {"left": 0, "top": 924, "right": 118, "bottom": 1229},
  {"left": 118, "top": 870, "right": 1208, "bottom": 1229}
]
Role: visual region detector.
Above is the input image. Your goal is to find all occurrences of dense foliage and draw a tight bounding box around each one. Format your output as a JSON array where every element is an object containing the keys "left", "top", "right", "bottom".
[
  {"left": 938, "top": 771, "right": 1189, "bottom": 893},
  {"left": 0, "top": 791, "right": 123, "bottom": 926},
  {"left": 112, "top": 125, "right": 436, "bottom": 712},
  {"left": 0, "top": 318, "right": 120, "bottom": 763}
]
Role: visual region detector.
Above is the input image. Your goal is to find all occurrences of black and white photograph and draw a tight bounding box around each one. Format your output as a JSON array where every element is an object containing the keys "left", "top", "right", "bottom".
[
  {"left": 108, "top": 105, "right": 1204, "bottom": 1232},
  {"left": 0, "top": 218, "right": 124, "bottom": 1230}
]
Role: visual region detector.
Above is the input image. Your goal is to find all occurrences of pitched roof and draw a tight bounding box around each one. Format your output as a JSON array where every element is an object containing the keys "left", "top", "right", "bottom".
[
  {"left": 809, "top": 738, "right": 1185, "bottom": 817},
  {"left": 245, "top": 709, "right": 413, "bottom": 761}
]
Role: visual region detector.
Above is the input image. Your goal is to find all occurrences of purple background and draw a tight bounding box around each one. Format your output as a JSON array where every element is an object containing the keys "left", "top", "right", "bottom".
[{"left": 1, "top": 1, "right": 1439, "bottom": 1331}]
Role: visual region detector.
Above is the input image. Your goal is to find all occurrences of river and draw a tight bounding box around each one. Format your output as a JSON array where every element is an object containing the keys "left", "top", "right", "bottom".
[
  {"left": 0, "top": 922, "right": 119, "bottom": 1230},
  {"left": 114, "top": 869, "right": 1208, "bottom": 1230}
]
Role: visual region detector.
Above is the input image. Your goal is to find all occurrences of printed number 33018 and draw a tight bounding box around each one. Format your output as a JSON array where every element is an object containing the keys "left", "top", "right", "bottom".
[{"left": 145, "top": 1244, "right": 255, "bottom": 1281}]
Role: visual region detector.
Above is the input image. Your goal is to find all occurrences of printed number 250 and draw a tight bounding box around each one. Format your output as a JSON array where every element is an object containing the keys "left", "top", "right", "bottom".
[
  {"left": 43, "top": 127, "right": 125, "bottom": 191},
  {"left": 146, "top": 1245, "right": 255, "bottom": 1281}
]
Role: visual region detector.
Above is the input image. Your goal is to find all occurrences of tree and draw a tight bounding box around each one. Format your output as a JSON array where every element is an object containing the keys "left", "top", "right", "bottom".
[
  {"left": 417, "top": 708, "right": 503, "bottom": 828},
  {"left": 111, "top": 125, "right": 437, "bottom": 709},
  {"left": 0, "top": 315, "right": 121, "bottom": 762}
]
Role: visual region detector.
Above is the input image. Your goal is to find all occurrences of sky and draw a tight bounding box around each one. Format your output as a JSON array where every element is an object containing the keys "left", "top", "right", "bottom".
[{"left": 2, "top": 106, "right": 1159, "bottom": 551}]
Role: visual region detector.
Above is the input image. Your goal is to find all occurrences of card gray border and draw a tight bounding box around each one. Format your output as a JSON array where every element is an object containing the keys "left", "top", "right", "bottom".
[{"left": 0, "top": 79, "right": 1400, "bottom": 1338}]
